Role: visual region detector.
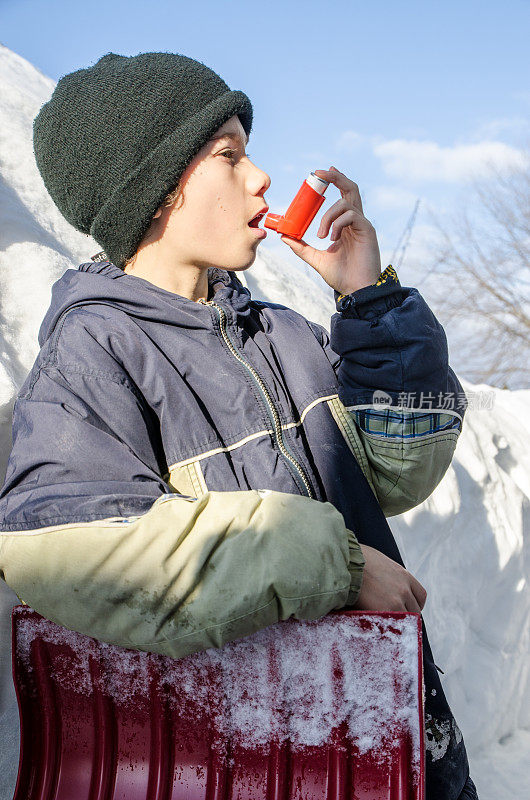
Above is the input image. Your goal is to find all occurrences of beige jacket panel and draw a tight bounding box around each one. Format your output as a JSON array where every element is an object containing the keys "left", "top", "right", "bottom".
[
  {"left": 0, "top": 489, "right": 365, "bottom": 658},
  {"left": 328, "top": 397, "right": 460, "bottom": 517}
]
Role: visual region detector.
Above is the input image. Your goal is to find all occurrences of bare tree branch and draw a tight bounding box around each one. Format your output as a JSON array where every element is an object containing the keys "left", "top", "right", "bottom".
[{"left": 416, "top": 146, "right": 530, "bottom": 389}]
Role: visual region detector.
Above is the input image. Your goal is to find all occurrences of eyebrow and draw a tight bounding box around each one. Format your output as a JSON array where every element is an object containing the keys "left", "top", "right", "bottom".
[{"left": 209, "top": 131, "right": 250, "bottom": 145}]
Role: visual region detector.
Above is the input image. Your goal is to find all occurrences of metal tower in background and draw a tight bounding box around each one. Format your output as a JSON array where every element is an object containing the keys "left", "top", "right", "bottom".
[{"left": 391, "top": 199, "right": 421, "bottom": 268}]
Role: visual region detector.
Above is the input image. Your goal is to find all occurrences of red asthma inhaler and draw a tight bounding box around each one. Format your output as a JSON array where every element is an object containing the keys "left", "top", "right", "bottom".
[{"left": 264, "top": 172, "right": 330, "bottom": 240}]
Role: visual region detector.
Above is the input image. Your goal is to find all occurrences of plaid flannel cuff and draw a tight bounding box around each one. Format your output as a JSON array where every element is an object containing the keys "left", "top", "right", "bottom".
[{"left": 349, "top": 408, "right": 463, "bottom": 438}]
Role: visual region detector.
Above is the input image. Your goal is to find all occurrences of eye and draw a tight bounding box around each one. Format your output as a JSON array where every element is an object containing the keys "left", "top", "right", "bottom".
[{"left": 221, "top": 149, "right": 252, "bottom": 163}]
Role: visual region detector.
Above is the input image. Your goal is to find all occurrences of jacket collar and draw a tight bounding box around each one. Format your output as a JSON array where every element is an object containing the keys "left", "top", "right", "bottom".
[
  {"left": 78, "top": 261, "right": 251, "bottom": 313},
  {"left": 38, "top": 261, "right": 253, "bottom": 346}
]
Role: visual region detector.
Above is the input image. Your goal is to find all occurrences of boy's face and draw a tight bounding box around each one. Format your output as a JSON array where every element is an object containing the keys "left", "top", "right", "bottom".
[{"left": 153, "top": 115, "right": 271, "bottom": 273}]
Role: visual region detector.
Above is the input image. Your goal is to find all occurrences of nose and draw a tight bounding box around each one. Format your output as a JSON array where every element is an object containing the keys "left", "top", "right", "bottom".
[
  {"left": 248, "top": 157, "right": 271, "bottom": 195},
  {"left": 260, "top": 168, "right": 272, "bottom": 193}
]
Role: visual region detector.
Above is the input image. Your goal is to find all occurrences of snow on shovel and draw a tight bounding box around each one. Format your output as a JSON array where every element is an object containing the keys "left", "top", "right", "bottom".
[{"left": 11, "top": 606, "right": 425, "bottom": 799}]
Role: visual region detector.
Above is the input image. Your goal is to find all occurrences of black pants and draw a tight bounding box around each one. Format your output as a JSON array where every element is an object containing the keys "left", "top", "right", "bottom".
[{"left": 458, "top": 776, "right": 479, "bottom": 799}]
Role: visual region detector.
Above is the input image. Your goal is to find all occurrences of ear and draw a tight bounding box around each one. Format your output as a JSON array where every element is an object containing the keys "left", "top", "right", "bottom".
[{"left": 153, "top": 207, "right": 163, "bottom": 220}]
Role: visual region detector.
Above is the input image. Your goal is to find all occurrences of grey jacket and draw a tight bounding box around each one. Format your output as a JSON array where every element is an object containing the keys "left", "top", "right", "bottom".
[
  {"left": 0, "top": 261, "right": 475, "bottom": 799},
  {"left": 0, "top": 261, "right": 464, "bottom": 657}
]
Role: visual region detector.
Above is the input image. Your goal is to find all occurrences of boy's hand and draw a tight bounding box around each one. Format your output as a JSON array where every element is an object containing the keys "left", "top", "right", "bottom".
[
  {"left": 280, "top": 166, "right": 382, "bottom": 296},
  {"left": 353, "top": 543, "right": 427, "bottom": 614}
]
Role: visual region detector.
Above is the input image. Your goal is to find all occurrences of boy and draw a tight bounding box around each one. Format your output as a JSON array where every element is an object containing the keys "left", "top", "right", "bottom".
[{"left": 0, "top": 51, "right": 477, "bottom": 799}]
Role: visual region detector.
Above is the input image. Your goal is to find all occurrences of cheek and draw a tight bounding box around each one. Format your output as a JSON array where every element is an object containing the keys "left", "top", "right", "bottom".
[
  {"left": 169, "top": 179, "right": 242, "bottom": 238},
  {"left": 206, "top": 196, "right": 242, "bottom": 233},
  {"left": 195, "top": 173, "right": 241, "bottom": 227}
]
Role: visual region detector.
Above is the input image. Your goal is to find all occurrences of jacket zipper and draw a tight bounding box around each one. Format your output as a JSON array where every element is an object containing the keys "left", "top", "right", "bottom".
[{"left": 198, "top": 299, "right": 314, "bottom": 499}]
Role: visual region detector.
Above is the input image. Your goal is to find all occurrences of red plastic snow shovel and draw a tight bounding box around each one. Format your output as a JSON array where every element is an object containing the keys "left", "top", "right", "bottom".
[{"left": 11, "top": 605, "right": 425, "bottom": 799}]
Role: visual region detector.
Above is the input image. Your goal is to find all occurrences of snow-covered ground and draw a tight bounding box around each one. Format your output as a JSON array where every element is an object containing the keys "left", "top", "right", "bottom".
[{"left": 0, "top": 44, "right": 528, "bottom": 799}]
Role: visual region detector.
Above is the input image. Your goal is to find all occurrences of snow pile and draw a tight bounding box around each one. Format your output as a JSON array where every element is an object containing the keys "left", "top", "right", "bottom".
[
  {"left": 391, "top": 382, "right": 530, "bottom": 778},
  {"left": 0, "top": 48, "right": 94, "bottom": 389},
  {"left": 0, "top": 44, "right": 529, "bottom": 799}
]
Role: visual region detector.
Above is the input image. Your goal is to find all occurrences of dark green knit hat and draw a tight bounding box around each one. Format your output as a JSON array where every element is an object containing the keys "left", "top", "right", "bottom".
[{"left": 33, "top": 51, "right": 253, "bottom": 268}]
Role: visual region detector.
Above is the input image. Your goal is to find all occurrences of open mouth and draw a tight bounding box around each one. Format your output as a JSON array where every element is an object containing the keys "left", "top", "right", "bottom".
[{"left": 248, "top": 213, "right": 265, "bottom": 228}]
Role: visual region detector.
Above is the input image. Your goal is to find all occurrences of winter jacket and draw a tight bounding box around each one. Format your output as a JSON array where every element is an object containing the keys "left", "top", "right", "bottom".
[{"left": 0, "top": 261, "right": 475, "bottom": 799}]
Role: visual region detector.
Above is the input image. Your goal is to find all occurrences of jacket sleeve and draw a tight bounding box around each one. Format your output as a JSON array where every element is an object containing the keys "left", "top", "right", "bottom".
[
  {"left": 307, "top": 274, "right": 466, "bottom": 517},
  {"left": 0, "top": 318, "right": 364, "bottom": 658}
]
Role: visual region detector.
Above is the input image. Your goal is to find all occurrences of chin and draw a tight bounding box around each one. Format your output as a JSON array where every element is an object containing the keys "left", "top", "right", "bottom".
[
  {"left": 213, "top": 236, "right": 261, "bottom": 272},
  {"left": 228, "top": 251, "right": 258, "bottom": 272},
  {"left": 246, "top": 243, "right": 262, "bottom": 264},
  {"left": 232, "top": 262, "right": 254, "bottom": 272}
]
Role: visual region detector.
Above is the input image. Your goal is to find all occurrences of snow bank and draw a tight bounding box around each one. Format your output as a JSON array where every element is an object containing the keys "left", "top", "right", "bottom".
[
  {"left": 0, "top": 44, "right": 528, "bottom": 799},
  {"left": 390, "top": 381, "right": 530, "bottom": 786}
]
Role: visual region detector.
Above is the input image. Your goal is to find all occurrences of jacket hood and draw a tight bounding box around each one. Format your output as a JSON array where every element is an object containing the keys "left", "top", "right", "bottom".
[{"left": 38, "top": 261, "right": 253, "bottom": 346}]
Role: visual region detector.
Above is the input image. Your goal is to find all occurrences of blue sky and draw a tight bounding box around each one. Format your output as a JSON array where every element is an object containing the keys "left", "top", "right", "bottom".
[{"left": 1, "top": 0, "right": 529, "bottom": 280}]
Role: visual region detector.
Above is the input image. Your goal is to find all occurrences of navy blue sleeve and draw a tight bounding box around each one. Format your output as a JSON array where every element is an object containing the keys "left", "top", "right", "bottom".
[
  {"left": 0, "top": 364, "right": 172, "bottom": 531},
  {"left": 309, "top": 279, "right": 466, "bottom": 417}
]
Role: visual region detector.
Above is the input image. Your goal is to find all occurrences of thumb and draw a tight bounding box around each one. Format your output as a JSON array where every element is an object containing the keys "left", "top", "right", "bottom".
[{"left": 280, "top": 235, "right": 320, "bottom": 267}]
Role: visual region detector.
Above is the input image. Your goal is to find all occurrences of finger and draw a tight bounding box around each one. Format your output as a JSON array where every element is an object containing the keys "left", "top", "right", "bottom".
[
  {"left": 404, "top": 592, "right": 422, "bottom": 614},
  {"left": 324, "top": 208, "right": 374, "bottom": 242},
  {"left": 317, "top": 198, "right": 354, "bottom": 238},
  {"left": 313, "top": 167, "right": 364, "bottom": 214},
  {"left": 327, "top": 209, "right": 359, "bottom": 241},
  {"left": 410, "top": 578, "right": 428, "bottom": 610}
]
